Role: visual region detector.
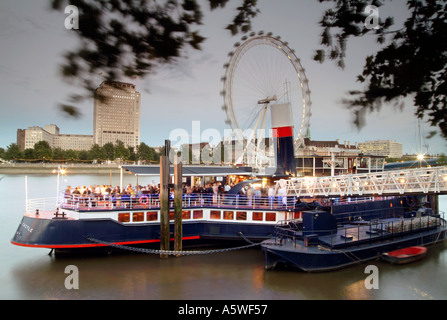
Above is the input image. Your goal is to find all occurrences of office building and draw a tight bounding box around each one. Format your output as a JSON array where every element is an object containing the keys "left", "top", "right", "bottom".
[
  {"left": 22, "top": 126, "right": 55, "bottom": 150},
  {"left": 17, "top": 125, "right": 93, "bottom": 151},
  {"left": 359, "top": 140, "right": 403, "bottom": 158},
  {"left": 93, "top": 81, "right": 141, "bottom": 148}
]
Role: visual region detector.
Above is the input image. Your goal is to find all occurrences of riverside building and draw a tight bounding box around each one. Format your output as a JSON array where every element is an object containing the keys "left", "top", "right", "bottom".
[
  {"left": 93, "top": 81, "right": 141, "bottom": 148},
  {"left": 17, "top": 124, "right": 93, "bottom": 151},
  {"left": 359, "top": 140, "right": 403, "bottom": 158}
]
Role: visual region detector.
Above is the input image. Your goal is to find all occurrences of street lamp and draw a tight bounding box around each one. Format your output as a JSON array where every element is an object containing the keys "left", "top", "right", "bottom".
[
  {"left": 53, "top": 165, "right": 67, "bottom": 205},
  {"left": 417, "top": 153, "right": 424, "bottom": 167}
]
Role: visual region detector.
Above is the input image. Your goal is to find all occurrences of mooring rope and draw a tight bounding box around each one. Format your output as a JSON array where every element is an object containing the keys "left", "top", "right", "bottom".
[{"left": 85, "top": 232, "right": 261, "bottom": 256}]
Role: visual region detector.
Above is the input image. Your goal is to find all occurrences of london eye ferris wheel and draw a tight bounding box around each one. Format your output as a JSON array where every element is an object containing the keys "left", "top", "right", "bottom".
[{"left": 221, "top": 32, "right": 312, "bottom": 165}]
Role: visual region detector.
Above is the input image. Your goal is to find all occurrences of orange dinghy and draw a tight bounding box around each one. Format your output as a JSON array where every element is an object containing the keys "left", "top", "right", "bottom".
[{"left": 382, "top": 246, "right": 427, "bottom": 265}]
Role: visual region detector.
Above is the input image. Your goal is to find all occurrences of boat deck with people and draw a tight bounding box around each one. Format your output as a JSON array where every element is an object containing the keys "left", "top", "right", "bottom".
[
  {"left": 11, "top": 179, "right": 309, "bottom": 252},
  {"left": 11, "top": 175, "right": 417, "bottom": 254}
]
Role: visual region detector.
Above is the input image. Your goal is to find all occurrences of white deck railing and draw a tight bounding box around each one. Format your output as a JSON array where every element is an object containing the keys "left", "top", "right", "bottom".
[{"left": 279, "top": 166, "right": 447, "bottom": 197}]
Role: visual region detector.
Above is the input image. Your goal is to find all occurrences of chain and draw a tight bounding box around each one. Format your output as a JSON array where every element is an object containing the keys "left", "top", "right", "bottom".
[{"left": 85, "top": 232, "right": 261, "bottom": 256}]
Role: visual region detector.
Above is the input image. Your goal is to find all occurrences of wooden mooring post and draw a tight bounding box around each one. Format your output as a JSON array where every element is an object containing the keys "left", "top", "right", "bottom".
[
  {"left": 159, "top": 141, "right": 170, "bottom": 259},
  {"left": 174, "top": 155, "right": 183, "bottom": 254}
]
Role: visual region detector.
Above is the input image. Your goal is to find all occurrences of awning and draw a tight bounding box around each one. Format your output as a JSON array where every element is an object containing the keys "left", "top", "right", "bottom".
[{"left": 121, "top": 165, "right": 253, "bottom": 177}]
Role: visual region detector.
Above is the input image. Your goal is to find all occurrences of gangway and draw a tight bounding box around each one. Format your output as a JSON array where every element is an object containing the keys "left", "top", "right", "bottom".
[{"left": 279, "top": 166, "right": 447, "bottom": 198}]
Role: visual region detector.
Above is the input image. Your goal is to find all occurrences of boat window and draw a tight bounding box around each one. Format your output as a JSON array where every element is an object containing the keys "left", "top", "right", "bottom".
[
  {"left": 182, "top": 210, "right": 191, "bottom": 220},
  {"left": 236, "top": 211, "right": 247, "bottom": 221},
  {"left": 118, "top": 213, "right": 130, "bottom": 223},
  {"left": 132, "top": 212, "right": 144, "bottom": 222},
  {"left": 252, "top": 212, "right": 263, "bottom": 221},
  {"left": 223, "top": 211, "right": 234, "bottom": 220},
  {"left": 291, "top": 212, "right": 301, "bottom": 219},
  {"left": 210, "top": 210, "right": 221, "bottom": 220},
  {"left": 265, "top": 212, "right": 276, "bottom": 222},
  {"left": 193, "top": 210, "right": 203, "bottom": 219},
  {"left": 147, "top": 212, "right": 158, "bottom": 221},
  {"left": 169, "top": 211, "right": 191, "bottom": 220}
]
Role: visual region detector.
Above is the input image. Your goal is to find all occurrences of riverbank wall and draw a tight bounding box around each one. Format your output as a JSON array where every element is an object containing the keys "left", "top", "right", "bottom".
[{"left": 0, "top": 164, "right": 122, "bottom": 175}]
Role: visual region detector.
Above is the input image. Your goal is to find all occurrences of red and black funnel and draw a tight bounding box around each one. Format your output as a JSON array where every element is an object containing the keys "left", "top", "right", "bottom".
[{"left": 271, "top": 103, "right": 296, "bottom": 177}]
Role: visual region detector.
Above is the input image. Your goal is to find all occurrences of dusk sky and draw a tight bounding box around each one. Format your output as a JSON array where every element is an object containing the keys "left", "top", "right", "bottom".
[{"left": 0, "top": 0, "right": 446, "bottom": 155}]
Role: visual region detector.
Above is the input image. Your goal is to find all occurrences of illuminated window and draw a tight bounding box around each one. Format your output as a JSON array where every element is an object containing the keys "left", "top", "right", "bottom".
[
  {"left": 252, "top": 212, "right": 263, "bottom": 221},
  {"left": 236, "top": 212, "right": 247, "bottom": 221},
  {"left": 147, "top": 212, "right": 158, "bottom": 221},
  {"left": 132, "top": 212, "right": 144, "bottom": 222},
  {"left": 182, "top": 211, "right": 191, "bottom": 220},
  {"left": 193, "top": 210, "right": 203, "bottom": 219},
  {"left": 265, "top": 212, "right": 276, "bottom": 222},
  {"left": 223, "top": 211, "right": 234, "bottom": 220},
  {"left": 210, "top": 211, "right": 221, "bottom": 220},
  {"left": 118, "top": 213, "right": 130, "bottom": 223}
]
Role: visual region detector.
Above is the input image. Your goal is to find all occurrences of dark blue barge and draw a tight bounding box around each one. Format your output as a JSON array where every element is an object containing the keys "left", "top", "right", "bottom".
[
  {"left": 261, "top": 206, "right": 447, "bottom": 272},
  {"left": 12, "top": 192, "right": 425, "bottom": 255}
]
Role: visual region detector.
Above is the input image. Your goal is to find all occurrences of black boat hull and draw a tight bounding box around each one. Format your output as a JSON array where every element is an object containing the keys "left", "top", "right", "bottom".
[
  {"left": 262, "top": 228, "right": 447, "bottom": 272},
  {"left": 11, "top": 215, "right": 274, "bottom": 251}
]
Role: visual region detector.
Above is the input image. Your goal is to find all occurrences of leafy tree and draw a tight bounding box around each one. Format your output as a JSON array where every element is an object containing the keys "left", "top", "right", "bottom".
[
  {"left": 52, "top": 147, "right": 65, "bottom": 161},
  {"left": 4, "top": 143, "right": 22, "bottom": 161},
  {"left": 23, "top": 148, "right": 37, "bottom": 160},
  {"left": 114, "top": 140, "right": 130, "bottom": 160},
  {"left": 314, "top": 0, "right": 447, "bottom": 140},
  {"left": 137, "top": 142, "right": 156, "bottom": 161},
  {"left": 52, "top": 0, "right": 446, "bottom": 142},
  {"left": 89, "top": 143, "right": 106, "bottom": 160},
  {"left": 50, "top": 0, "right": 259, "bottom": 115},
  {"left": 34, "top": 141, "right": 53, "bottom": 160},
  {"left": 78, "top": 150, "right": 89, "bottom": 161},
  {"left": 64, "top": 149, "right": 78, "bottom": 160},
  {"left": 127, "top": 146, "right": 137, "bottom": 162},
  {"left": 102, "top": 142, "right": 115, "bottom": 160}
]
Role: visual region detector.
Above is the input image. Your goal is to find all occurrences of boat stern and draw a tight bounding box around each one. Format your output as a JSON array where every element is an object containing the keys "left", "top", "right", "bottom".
[{"left": 11, "top": 209, "right": 81, "bottom": 249}]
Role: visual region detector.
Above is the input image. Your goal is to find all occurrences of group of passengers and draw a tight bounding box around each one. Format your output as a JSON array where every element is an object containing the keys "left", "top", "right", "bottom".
[
  {"left": 64, "top": 183, "right": 230, "bottom": 198},
  {"left": 63, "top": 182, "right": 236, "bottom": 204},
  {"left": 62, "top": 182, "right": 289, "bottom": 207}
]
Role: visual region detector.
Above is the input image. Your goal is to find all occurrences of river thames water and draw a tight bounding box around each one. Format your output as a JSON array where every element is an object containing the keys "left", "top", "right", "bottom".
[{"left": 1, "top": 173, "right": 446, "bottom": 301}]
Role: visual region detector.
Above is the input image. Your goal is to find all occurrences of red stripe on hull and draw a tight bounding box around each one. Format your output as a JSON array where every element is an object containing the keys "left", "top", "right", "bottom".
[
  {"left": 272, "top": 126, "right": 293, "bottom": 138},
  {"left": 11, "top": 236, "right": 201, "bottom": 249}
]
